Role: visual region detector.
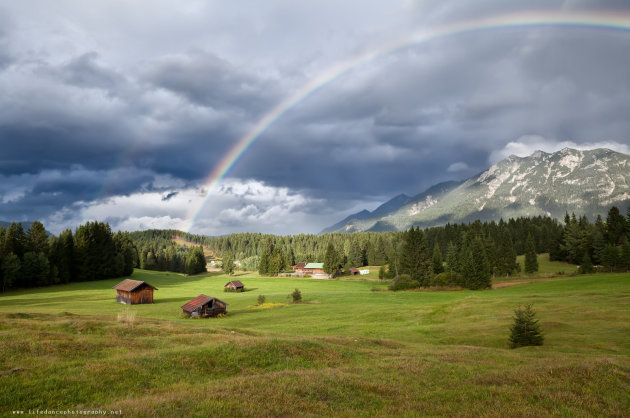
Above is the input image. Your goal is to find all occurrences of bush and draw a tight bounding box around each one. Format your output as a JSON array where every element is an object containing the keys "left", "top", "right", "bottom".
[
  {"left": 257, "top": 295, "right": 266, "bottom": 305},
  {"left": 291, "top": 288, "right": 302, "bottom": 303},
  {"left": 509, "top": 305, "right": 544, "bottom": 348},
  {"left": 378, "top": 265, "right": 386, "bottom": 280},
  {"left": 430, "top": 271, "right": 463, "bottom": 287},
  {"left": 388, "top": 274, "right": 417, "bottom": 291}
]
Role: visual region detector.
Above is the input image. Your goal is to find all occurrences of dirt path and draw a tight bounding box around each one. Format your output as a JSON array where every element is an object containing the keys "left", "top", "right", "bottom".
[{"left": 492, "top": 277, "right": 563, "bottom": 289}]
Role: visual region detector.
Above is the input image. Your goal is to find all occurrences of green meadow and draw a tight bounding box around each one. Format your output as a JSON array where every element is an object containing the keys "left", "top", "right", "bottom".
[{"left": 1, "top": 261, "right": 629, "bottom": 416}]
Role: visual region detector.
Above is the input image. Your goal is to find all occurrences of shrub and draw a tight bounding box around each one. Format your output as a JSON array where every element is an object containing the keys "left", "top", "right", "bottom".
[
  {"left": 257, "top": 295, "right": 266, "bottom": 305},
  {"left": 378, "top": 265, "right": 386, "bottom": 280},
  {"left": 578, "top": 251, "right": 594, "bottom": 274},
  {"left": 509, "top": 305, "right": 544, "bottom": 348},
  {"left": 388, "top": 274, "right": 417, "bottom": 291},
  {"left": 430, "top": 271, "right": 463, "bottom": 287},
  {"left": 291, "top": 288, "right": 302, "bottom": 303}
]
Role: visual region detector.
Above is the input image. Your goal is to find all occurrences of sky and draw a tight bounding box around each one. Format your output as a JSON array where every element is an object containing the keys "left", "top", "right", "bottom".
[{"left": 1, "top": 0, "right": 629, "bottom": 235}]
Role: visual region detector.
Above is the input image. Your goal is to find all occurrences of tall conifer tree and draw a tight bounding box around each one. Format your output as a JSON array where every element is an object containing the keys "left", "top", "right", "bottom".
[{"left": 524, "top": 233, "right": 539, "bottom": 273}]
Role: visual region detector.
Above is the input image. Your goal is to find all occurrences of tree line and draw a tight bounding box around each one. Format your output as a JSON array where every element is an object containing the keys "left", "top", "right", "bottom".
[
  {"left": 127, "top": 230, "right": 207, "bottom": 275},
  {"left": 0, "top": 221, "right": 135, "bottom": 292},
  {"left": 128, "top": 207, "right": 630, "bottom": 278}
]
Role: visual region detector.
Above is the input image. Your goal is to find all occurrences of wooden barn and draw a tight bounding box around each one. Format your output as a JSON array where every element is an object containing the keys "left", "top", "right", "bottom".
[
  {"left": 181, "top": 294, "right": 229, "bottom": 318},
  {"left": 348, "top": 267, "right": 359, "bottom": 276},
  {"left": 224, "top": 280, "right": 245, "bottom": 292},
  {"left": 113, "top": 279, "right": 157, "bottom": 304}
]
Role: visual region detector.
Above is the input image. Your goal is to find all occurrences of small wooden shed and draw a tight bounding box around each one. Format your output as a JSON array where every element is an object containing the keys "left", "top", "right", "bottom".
[
  {"left": 181, "top": 294, "right": 229, "bottom": 318},
  {"left": 348, "top": 267, "right": 359, "bottom": 276},
  {"left": 113, "top": 279, "right": 157, "bottom": 304},
  {"left": 224, "top": 280, "right": 245, "bottom": 292}
]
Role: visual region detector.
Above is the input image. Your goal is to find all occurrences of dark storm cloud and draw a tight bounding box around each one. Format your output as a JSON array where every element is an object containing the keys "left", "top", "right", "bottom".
[
  {"left": 147, "top": 51, "right": 282, "bottom": 114},
  {"left": 1, "top": 1, "right": 629, "bottom": 234}
]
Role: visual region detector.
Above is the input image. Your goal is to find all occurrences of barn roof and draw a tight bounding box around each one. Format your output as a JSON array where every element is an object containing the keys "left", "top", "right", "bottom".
[
  {"left": 294, "top": 262, "right": 307, "bottom": 269},
  {"left": 224, "top": 280, "right": 244, "bottom": 287},
  {"left": 112, "top": 279, "right": 157, "bottom": 292},
  {"left": 181, "top": 294, "right": 229, "bottom": 312},
  {"left": 305, "top": 263, "right": 324, "bottom": 269},
  {"left": 348, "top": 267, "right": 359, "bottom": 273}
]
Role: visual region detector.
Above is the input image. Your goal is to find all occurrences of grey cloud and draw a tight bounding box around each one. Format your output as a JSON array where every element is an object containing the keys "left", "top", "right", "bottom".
[
  {"left": 0, "top": 1, "right": 629, "bottom": 234},
  {"left": 146, "top": 51, "right": 282, "bottom": 114}
]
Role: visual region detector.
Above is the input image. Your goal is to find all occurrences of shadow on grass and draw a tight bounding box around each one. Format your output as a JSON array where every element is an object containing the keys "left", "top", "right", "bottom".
[{"left": 224, "top": 288, "right": 258, "bottom": 293}]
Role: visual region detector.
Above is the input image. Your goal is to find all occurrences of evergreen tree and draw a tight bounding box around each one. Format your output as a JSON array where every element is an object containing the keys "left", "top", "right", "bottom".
[
  {"left": 268, "top": 246, "right": 286, "bottom": 276},
  {"left": 4, "top": 223, "right": 26, "bottom": 260},
  {"left": 431, "top": 243, "right": 444, "bottom": 275},
  {"left": 378, "top": 265, "right": 386, "bottom": 280},
  {"left": 347, "top": 238, "right": 363, "bottom": 268},
  {"left": 460, "top": 236, "right": 491, "bottom": 290},
  {"left": 26, "top": 221, "right": 49, "bottom": 255},
  {"left": 399, "top": 227, "right": 432, "bottom": 286},
  {"left": 509, "top": 305, "right": 544, "bottom": 348},
  {"left": 620, "top": 238, "right": 630, "bottom": 272},
  {"left": 373, "top": 236, "right": 388, "bottom": 265},
  {"left": 484, "top": 235, "right": 498, "bottom": 277},
  {"left": 600, "top": 244, "right": 620, "bottom": 272},
  {"left": 445, "top": 242, "right": 458, "bottom": 274},
  {"left": 606, "top": 206, "right": 626, "bottom": 245},
  {"left": 222, "top": 251, "right": 235, "bottom": 276},
  {"left": 524, "top": 233, "right": 539, "bottom": 273},
  {"left": 578, "top": 250, "right": 594, "bottom": 274},
  {"left": 145, "top": 252, "right": 158, "bottom": 270},
  {"left": 324, "top": 242, "right": 341, "bottom": 275},
  {"left": 496, "top": 229, "right": 517, "bottom": 276},
  {"left": 185, "top": 246, "right": 206, "bottom": 275},
  {"left": 591, "top": 230, "right": 606, "bottom": 265},
  {"left": 74, "top": 221, "right": 118, "bottom": 281},
  {"left": 22, "top": 252, "right": 50, "bottom": 287},
  {"left": 258, "top": 238, "right": 274, "bottom": 275},
  {"left": 113, "top": 231, "right": 136, "bottom": 276},
  {"left": 1, "top": 253, "right": 20, "bottom": 292}
]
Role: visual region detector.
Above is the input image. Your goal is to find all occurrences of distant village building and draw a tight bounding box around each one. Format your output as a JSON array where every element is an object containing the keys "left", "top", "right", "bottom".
[
  {"left": 112, "top": 279, "right": 157, "bottom": 304},
  {"left": 181, "top": 294, "right": 229, "bottom": 318},
  {"left": 292, "top": 262, "right": 307, "bottom": 273},
  {"left": 224, "top": 280, "right": 245, "bottom": 292},
  {"left": 303, "top": 263, "right": 325, "bottom": 275}
]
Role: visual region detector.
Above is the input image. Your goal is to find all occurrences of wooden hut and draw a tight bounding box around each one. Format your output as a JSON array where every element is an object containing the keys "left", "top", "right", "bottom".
[
  {"left": 113, "top": 279, "right": 157, "bottom": 304},
  {"left": 348, "top": 267, "right": 359, "bottom": 276},
  {"left": 224, "top": 280, "right": 245, "bottom": 292},
  {"left": 181, "top": 294, "right": 229, "bottom": 318}
]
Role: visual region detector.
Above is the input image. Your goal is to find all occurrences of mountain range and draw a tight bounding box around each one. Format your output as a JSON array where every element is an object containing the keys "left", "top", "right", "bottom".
[{"left": 322, "top": 148, "right": 630, "bottom": 233}]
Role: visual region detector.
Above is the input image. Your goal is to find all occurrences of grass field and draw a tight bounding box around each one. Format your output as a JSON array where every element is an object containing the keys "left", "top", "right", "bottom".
[{"left": 1, "top": 257, "right": 629, "bottom": 416}]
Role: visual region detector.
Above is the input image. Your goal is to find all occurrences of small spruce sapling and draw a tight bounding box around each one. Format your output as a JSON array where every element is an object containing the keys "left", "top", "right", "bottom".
[
  {"left": 257, "top": 294, "right": 266, "bottom": 305},
  {"left": 291, "top": 288, "right": 302, "bottom": 303},
  {"left": 509, "top": 305, "right": 544, "bottom": 348}
]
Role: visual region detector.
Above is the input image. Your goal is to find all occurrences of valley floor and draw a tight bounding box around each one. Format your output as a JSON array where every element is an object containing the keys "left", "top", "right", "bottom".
[{"left": 0, "top": 269, "right": 629, "bottom": 416}]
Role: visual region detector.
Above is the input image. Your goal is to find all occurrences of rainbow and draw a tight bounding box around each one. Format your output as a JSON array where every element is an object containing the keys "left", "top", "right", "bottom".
[{"left": 183, "top": 10, "right": 630, "bottom": 232}]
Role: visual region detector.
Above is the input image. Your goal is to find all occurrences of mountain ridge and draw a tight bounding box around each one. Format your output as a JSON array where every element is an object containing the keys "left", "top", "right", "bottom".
[{"left": 322, "top": 147, "right": 630, "bottom": 233}]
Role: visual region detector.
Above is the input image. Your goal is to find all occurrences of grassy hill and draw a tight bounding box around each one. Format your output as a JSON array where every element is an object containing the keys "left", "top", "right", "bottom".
[{"left": 1, "top": 265, "right": 629, "bottom": 415}]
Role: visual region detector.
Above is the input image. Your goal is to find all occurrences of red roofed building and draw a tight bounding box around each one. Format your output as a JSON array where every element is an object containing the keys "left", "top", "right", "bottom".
[
  {"left": 181, "top": 294, "right": 229, "bottom": 318},
  {"left": 112, "top": 279, "right": 157, "bottom": 304},
  {"left": 292, "top": 262, "right": 307, "bottom": 272}
]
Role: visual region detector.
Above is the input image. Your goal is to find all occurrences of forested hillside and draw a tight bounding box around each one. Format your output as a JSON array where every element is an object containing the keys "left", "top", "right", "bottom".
[
  {"left": 129, "top": 206, "right": 630, "bottom": 277},
  {"left": 0, "top": 221, "right": 135, "bottom": 292}
]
